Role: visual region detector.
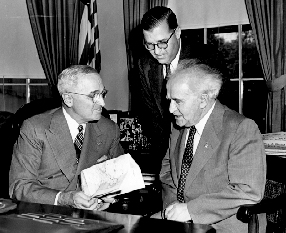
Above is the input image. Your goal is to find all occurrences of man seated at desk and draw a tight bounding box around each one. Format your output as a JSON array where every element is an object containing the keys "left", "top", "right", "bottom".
[
  {"left": 153, "top": 59, "right": 266, "bottom": 233},
  {"left": 9, "top": 65, "right": 124, "bottom": 210}
]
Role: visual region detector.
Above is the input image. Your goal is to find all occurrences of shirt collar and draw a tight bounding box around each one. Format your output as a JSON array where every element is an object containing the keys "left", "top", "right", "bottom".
[
  {"left": 62, "top": 107, "right": 86, "bottom": 140},
  {"left": 171, "top": 39, "right": 181, "bottom": 71},
  {"left": 164, "top": 39, "right": 181, "bottom": 75},
  {"left": 195, "top": 101, "right": 216, "bottom": 136}
]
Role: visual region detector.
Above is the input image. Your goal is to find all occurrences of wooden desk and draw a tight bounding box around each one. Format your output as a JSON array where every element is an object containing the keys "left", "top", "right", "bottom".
[{"left": 0, "top": 200, "right": 215, "bottom": 233}]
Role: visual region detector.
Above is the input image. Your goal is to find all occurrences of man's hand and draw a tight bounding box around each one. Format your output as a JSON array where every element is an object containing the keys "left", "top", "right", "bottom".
[
  {"left": 96, "top": 195, "right": 118, "bottom": 211},
  {"left": 164, "top": 202, "right": 191, "bottom": 222},
  {"left": 58, "top": 191, "right": 97, "bottom": 210},
  {"left": 58, "top": 191, "right": 117, "bottom": 211}
]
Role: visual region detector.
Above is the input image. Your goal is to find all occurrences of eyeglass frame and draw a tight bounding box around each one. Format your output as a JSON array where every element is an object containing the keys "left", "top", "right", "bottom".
[
  {"left": 144, "top": 28, "right": 176, "bottom": 51},
  {"left": 65, "top": 88, "right": 108, "bottom": 103}
]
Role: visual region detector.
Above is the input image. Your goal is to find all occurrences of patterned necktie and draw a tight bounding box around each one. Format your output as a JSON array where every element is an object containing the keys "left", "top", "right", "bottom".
[
  {"left": 74, "top": 124, "right": 84, "bottom": 162},
  {"left": 177, "top": 126, "right": 196, "bottom": 203}
]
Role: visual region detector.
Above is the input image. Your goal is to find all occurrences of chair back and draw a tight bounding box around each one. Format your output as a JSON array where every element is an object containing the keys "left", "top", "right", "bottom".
[
  {"left": 237, "top": 155, "right": 286, "bottom": 233},
  {"left": 0, "top": 111, "right": 14, "bottom": 198}
]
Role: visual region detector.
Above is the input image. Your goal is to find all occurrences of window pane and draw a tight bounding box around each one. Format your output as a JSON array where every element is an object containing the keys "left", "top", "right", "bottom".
[
  {"left": 206, "top": 25, "right": 239, "bottom": 112},
  {"left": 242, "top": 29, "right": 263, "bottom": 78},
  {"left": 219, "top": 80, "right": 239, "bottom": 113},
  {"left": 0, "top": 77, "right": 52, "bottom": 113},
  {"left": 30, "top": 84, "right": 52, "bottom": 102},
  {"left": 30, "top": 79, "right": 49, "bottom": 84},
  {"left": 0, "top": 84, "right": 26, "bottom": 113},
  {"left": 241, "top": 27, "right": 266, "bottom": 132},
  {"left": 182, "top": 25, "right": 266, "bottom": 133},
  {"left": 181, "top": 28, "right": 204, "bottom": 45},
  {"left": 243, "top": 80, "right": 267, "bottom": 133}
]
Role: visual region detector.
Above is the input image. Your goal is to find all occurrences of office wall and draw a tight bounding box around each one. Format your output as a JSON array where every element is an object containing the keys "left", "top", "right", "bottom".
[
  {"left": 0, "top": 0, "right": 128, "bottom": 111},
  {"left": 0, "top": 0, "right": 44, "bottom": 78},
  {"left": 97, "top": 0, "right": 128, "bottom": 111},
  {"left": 168, "top": 0, "right": 249, "bottom": 29}
]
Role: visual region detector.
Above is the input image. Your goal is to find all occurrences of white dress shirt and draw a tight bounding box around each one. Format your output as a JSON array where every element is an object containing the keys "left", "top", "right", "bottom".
[
  {"left": 63, "top": 108, "right": 86, "bottom": 142},
  {"left": 163, "top": 39, "right": 181, "bottom": 77},
  {"left": 182, "top": 102, "right": 215, "bottom": 220},
  {"left": 185, "top": 102, "right": 216, "bottom": 154}
]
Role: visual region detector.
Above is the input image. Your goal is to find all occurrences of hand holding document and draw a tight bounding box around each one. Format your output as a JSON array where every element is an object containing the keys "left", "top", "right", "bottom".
[{"left": 81, "top": 154, "right": 145, "bottom": 198}]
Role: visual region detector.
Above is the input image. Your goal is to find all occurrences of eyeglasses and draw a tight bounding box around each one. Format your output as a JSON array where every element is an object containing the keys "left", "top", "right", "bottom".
[
  {"left": 65, "top": 89, "right": 108, "bottom": 103},
  {"left": 144, "top": 29, "right": 176, "bottom": 51}
]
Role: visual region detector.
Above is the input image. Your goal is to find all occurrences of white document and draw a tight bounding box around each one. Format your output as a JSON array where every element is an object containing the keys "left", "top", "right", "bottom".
[
  {"left": 262, "top": 132, "right": 286, "bottom": 156},
  {"left": 262, "top": 132, "right": 286, "bottom": 141},
  {"left": 81, "top": 153, "right": 145, "bottom": 198}
]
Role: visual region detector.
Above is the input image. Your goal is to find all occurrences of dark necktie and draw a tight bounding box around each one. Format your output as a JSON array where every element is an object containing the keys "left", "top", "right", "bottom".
[
  {"left": 74, "top": 124, "right": 84, "bottom": 162},
  {"left": 165, "top": 64, "right": 171, "bottom": 79},
  {"left": 161, "top": 64, "right": 171, "bottom": 113},
  {"left": 177, "top": 126, "right": 196, "bottom": 203}
]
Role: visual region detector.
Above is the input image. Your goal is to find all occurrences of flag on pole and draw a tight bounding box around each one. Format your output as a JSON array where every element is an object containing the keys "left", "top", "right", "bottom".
[{"left": 79, "top": 0, "right": 101, "bottom": 72}]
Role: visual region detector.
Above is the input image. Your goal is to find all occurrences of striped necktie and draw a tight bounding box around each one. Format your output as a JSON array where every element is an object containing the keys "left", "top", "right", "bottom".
[
  {"left": 74, "top": 124, "right": 84, "bottom": 162},
  {"left": 177, "top": 126, "right": 196, "bottom": 203}
]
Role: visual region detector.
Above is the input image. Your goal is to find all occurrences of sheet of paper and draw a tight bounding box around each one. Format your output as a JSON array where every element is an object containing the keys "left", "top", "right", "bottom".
[
  {"left": 263, "top": 132, "right": 286, "bottom": 155},
  {"left": 81, "top": 153, "right": 145, "bottom": 198},
  {"left": 262, "top": 132, "right": 286, "bottom": 141}
]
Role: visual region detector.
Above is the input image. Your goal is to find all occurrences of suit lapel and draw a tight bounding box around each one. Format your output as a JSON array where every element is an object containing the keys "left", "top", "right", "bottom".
[
  {"left": 46, "top": 109, "right": 77, "bottom": 183},
  {"left": 148, "top": 62, "right": 165, "bottom": 116},
  {"left": 76, "top": 121, "right": 103, "bottom": 173},
  {"left": 185, "top": 102, "right": 224, "bottom": 186}
]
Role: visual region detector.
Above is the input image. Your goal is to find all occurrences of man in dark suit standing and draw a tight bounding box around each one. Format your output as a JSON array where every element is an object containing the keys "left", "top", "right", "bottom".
[
  {"left": 156, "top": 60, "right": 266, "bottom": 233},
  {"left": 9, "top": 65, "right": 124, "bottom": 210},
  {"left": 136, "top": 6, "right": 208, "bottom": 173}
]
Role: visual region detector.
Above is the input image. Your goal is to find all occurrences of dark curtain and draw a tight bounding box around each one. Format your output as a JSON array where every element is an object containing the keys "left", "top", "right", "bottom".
[
  {"left": 245, "top": 1, "right": 286, "bottom": 227},
  {"left": 123, "top": 0, "right": 168, "bottom": 110},
  {"left": 26, "top": 0, "right": 80, "bottom": 99},
  {"left": 149, "top": 0, "right": 167, "bottom": 9},
  {"left": 245, "top": 0, "right": 286, "bottom": 132}
]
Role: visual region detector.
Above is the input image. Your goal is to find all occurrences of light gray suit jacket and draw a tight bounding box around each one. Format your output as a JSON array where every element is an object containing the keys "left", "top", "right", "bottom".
[
  {"left": 9, "top": 107, "right": 124, "bottom": 205},
  {"left": 160, "top": 101, "right": 266, "bottom": 233}
]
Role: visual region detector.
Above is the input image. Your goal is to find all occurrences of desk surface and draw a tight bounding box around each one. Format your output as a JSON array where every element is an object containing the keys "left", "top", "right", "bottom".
[{"left": 0, "top": 200, "right": 214, "bottom": 233}]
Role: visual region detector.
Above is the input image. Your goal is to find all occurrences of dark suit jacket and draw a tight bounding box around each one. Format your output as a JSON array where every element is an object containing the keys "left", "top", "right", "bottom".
[
  {"left": 136, "top": 42, "right": 210, "bottom": 173},
  {"left": 9, "top": 107, "right": 124, "bottom": 205},
  {"left": 160, "top": 101, "right": 266, "bottom": 233}
]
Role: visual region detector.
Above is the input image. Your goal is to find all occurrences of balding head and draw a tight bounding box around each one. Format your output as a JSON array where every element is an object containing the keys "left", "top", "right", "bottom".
[
  {"left": 167, "top": 59, "right": 223, "bottom": 127},
  {"left": 168, "top": 59, "right": 222, "bottom": 99}
]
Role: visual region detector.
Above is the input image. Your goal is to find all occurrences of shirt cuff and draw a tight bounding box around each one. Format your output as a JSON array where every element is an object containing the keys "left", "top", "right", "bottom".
[{"left": 54, "top": 191, "right": 61, "bottom": 205}]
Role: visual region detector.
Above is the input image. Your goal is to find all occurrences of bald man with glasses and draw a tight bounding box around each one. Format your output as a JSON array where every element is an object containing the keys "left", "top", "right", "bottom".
[
  {"left": 135, "top": 6, "right": 210, "bottom": 174},
  {"left": 9, "top": 65, "right": 124, "bottom": 210}
]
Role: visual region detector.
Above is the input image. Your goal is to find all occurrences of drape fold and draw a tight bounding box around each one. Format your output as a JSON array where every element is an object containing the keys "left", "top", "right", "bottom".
[
  {"left": 245, "top": 0, "right": 286, "bottom": 132},
  {"left": 26, "top": 0, "right": 80, "bottom": 98},
  {"left": 266, "top": 74, "right": 286, "bottom": 92}
]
